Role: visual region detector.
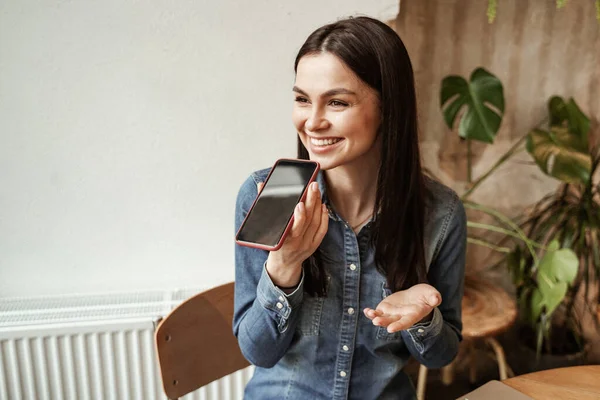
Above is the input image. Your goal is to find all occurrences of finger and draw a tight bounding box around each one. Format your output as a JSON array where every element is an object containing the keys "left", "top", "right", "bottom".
[
  {"left": 304, "top": 182, "right": 319, "bottom": 221},
  {"left": 310, "top": 185, "right": 323, "bottom": 226},
  {"left": 372, "top": 312, "right": 404, "bottom": 326},
  {"left": 410, "top": 284, "right": 442, "bottom": 308},
  {"left": 311, "top": 204, "right": 329, "bottom": 244},
  {"left": 363, "top": 308, "right": 383, "bottom": 320},
  {"left": 375, "top": 301, "right": 398, "bottom": 316},
  {"left": 304, "top": 187, "right": 323, "bottom": 242},
  {"left": 424, "top": 293, "right": 442, "bottom": 308},
  {"left": 386, "top": 314, "right": 422, "bottom": 333},
  {"left": 256, "top": 182, "right": 264, "bottom": 193},
  {"left": 290, "top": 202, "right": 307, "bottom": 238}
]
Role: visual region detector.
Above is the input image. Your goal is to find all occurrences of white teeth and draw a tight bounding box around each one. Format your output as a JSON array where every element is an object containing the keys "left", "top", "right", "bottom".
[{"left": 310, "top": 137, "right": 342, "bottom": 146}]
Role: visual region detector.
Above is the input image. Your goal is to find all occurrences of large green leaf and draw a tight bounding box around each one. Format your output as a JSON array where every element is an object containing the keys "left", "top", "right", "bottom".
[
  {"left": 548, "top": 96, "right": 590, "bottom": 151},
  {"left": 440, "top": 68, "right": 504, "bottom": 144},
  {"left": 526, "top": 126, "right": 592, "bottom": 184},
  {"left": 528, "top": 242, "right": 578, "bottom": 323},
  {"left": 537, "top": 240, "right": 579, "bottom": 284},
  {"left": 537, "top": 271, "right": 568, "bottom": 316}
]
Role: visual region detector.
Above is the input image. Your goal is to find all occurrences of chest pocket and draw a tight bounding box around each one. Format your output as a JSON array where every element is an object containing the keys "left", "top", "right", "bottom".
[
  {"left": 298, "top": 295, "right": 324, "bottom": 336},
  {"left": 376, "top": 282, "right": 402, "bottom": 341}
]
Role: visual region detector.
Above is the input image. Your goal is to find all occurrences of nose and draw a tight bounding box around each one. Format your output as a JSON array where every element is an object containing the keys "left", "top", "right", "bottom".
[{"left": 305, "top": 108, "right": 330, "bottom": 132}]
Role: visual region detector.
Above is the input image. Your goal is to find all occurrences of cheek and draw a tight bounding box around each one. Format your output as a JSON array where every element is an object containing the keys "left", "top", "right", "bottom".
[
  {"left": 360, "top": 107, "right": 381, "bottom": 135},
  {"left": 334, "top": 110, "right": 370, "bottom": 134},
  {"left": 291, "top": 107, "right": 305, "bottom": 131}
]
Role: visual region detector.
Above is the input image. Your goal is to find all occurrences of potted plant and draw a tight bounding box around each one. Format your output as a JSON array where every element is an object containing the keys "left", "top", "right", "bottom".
[
  {"left": 505, "top": 96, "right": 600, "bottom": 369},
  {"left": 439, "top": 68, "right": 597, "bottom": 370}
]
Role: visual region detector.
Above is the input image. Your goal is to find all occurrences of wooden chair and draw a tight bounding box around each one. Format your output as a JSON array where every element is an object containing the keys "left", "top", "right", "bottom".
[
  {"left": 155, "top": 282, "right": 250, "bottom": 399},
  {"left": 416, "top": 275, "right": 517, "bottom": 400}
]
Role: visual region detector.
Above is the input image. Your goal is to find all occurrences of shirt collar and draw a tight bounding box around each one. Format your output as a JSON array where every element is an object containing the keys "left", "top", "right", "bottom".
[{"left": 315, "top": 170, "right": 341, "bottom": 222}]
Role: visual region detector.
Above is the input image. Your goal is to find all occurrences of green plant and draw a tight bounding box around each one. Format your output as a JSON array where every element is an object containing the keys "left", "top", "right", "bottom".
[
  {"left": 440, "top": 68, "right": 504, "bottom": 182},
  {"left": 439, "top": 67, "right": 596, "bottom": 358},
  {"left": 508, "top": 97, "right": 600, "bottom": 356}
]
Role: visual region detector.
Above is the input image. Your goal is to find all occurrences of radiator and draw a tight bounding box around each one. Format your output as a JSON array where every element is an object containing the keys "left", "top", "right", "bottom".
[{"left": 0, "top": 290, "right": 254, "bottom": 400}]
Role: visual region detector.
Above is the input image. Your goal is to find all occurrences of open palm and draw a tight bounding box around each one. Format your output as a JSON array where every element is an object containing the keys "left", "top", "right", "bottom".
[{"left": 363, "top": 284, "right": 442, "bottom": 333}]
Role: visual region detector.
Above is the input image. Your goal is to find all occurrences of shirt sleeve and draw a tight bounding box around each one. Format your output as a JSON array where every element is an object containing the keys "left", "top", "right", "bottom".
[
  {"left": 400, "top": 194, "right": 466, "bottom": 368},
  {"left": 232, "top": 174, "right": 305, "bottom": 368}
]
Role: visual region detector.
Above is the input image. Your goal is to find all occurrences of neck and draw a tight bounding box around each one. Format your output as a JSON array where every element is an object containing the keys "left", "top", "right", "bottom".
[{"left": 324, "top": 153, "right": 380, "bottom": 225}]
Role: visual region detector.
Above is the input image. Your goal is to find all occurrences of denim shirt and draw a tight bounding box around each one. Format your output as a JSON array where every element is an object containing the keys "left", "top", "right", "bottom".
[{"left": 233, "top": 168, "right": 466, "bottom": 400}]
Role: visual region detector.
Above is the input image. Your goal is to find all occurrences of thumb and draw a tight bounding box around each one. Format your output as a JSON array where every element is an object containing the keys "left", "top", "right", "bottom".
[
  {"left": 426, "top": 293, "right": 442, "bottom": 308},
  {"left": 257, "top": 182, "right": 264, "bottom": 193}
]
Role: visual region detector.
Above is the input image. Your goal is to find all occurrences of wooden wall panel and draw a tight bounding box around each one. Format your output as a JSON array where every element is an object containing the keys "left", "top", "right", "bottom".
[{"left": 391, "top": 0, "right": 599, "bottom": 207}]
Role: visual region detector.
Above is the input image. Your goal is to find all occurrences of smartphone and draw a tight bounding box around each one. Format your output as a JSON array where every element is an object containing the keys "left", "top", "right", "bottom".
[{"left": 235, "top": 158, "right": 320, "bottom": 251}]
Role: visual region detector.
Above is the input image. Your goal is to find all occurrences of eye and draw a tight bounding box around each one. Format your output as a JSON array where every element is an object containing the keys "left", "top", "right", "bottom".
[
  {"left": 294, "top": 96, "right": 309, "bottom": 104},
  {"left": 329, "top": 100, "right": 348, "bottom": 107}
]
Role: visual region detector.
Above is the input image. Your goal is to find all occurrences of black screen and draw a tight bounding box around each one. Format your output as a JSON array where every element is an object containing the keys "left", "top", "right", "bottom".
[{"left": 237, "top": 160, "right": 318, "bottom": 247}]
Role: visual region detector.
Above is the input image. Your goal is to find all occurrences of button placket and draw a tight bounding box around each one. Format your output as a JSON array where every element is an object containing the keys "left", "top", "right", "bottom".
[{"left": 332, "top": 226, "right": 361, "bottom": 399}]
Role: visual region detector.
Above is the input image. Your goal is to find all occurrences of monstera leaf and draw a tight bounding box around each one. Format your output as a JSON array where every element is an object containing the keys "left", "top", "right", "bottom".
[
  {"left": 526, "top": 126, "right": 592, "bottom": 185},
  {"left": 548, "top": 96, "right": 591, "bottom": 150},
  {"left": 440, "top": 68, "right": 505, "bottom": 144},
  {"left": 527, "top": 97, "right": 592, "bottom": 185}
]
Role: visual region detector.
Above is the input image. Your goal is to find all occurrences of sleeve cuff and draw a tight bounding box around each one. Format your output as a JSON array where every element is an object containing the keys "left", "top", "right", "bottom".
[
  {"left": 404, "top": 307, "right": 443, "bottom": 351},
  {"left": 256, "top": 262, "right": 304, "bottom": 320}
]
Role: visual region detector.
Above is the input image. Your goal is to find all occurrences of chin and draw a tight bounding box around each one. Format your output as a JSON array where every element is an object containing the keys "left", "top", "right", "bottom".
[{"left": 307, "top": 154, "right": 342, "bottom": 171}]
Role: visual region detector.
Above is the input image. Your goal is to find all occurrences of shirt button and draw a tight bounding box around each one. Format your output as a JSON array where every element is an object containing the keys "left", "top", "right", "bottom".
[
  {"left": 340, "top": 371, "right": 347, "bottom": 377},
  {"left": 278, "top": 296, "right": 284, "bottom": 301},
  {"left": 342, "top": 345, "right": 349, "bottom": 351},
  {"left": 276, "top": 302, "right": 283, "bottom": 309},
  {"left": 349, "top": 264, "right": 357, "bottom": 271},
  {"left": 347, "top": 307, "right": 354, "bottom": 315},
  {"left": 417, "top": 328, "right": 424, "bottom": 333}
]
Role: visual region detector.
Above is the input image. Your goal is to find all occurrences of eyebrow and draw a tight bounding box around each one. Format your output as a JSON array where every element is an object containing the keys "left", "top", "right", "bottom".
[{"left": 292, "top": 86, "right": 356, "bottom": 97}]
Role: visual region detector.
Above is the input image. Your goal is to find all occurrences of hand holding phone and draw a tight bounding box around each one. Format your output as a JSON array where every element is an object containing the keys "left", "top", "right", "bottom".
[
  {"left": 235, "top": 159, "right": 329, "bottom": 288},
  {"left": 265, "top": 178, "right": 329, "bottom": 287}
]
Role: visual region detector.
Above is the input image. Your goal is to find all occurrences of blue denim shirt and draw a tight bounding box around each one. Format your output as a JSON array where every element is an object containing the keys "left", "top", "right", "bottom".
[{"left": 234, "top": 168, "right": 466, "bottom": 400}]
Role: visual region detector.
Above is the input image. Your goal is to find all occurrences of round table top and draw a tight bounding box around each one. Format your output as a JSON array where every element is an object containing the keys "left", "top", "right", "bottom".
[{"left": 503, "top": 365, "right": 600, "bottom": 399}]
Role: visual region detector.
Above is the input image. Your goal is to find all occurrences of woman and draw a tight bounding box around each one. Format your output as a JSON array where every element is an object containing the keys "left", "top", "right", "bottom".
[{"left": 233, "top": 16, "right": 466, "bottom": 400}]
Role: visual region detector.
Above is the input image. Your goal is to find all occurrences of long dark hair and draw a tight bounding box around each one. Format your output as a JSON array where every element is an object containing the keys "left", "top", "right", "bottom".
[{"left": 295, "top": 16, "right": 427, "bottom": 295}]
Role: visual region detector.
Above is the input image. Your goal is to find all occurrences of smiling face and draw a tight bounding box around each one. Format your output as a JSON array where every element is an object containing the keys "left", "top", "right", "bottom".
[{"left": 292, "top": 52, "right": 381, "bottom": 171}]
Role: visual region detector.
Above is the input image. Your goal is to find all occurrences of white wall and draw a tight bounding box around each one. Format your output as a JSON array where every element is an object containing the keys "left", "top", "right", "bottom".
[{"left": 0, "top": 0, "right": 398, "bottom": 297}]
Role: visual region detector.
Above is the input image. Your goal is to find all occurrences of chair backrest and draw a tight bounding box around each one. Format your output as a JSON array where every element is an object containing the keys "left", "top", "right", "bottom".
[{"left": 155, "top": 282, "right": 250, "bottom": 399}]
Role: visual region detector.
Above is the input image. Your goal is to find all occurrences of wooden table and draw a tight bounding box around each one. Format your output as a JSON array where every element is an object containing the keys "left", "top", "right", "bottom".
[{"left": 503, "top": 365, "right": 600, "bottom": 399}]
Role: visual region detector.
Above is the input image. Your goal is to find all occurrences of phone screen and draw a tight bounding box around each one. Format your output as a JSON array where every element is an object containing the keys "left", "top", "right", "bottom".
[{"left": 236, "top": 160, "right": 319, "bottom": 248}]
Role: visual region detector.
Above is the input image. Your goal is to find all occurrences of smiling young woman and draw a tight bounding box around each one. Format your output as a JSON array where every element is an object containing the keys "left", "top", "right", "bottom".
[
  {"left": 292, "top": 52, "right": 381, "bottom": 171},
  {"left": 234, "top": 16, "right": 466, "bottom": 400}
]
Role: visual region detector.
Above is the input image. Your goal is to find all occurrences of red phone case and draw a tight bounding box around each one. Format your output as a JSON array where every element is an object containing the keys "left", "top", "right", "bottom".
[{"left": 235, "top": 158, "right": 320, "bottom": 251}]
